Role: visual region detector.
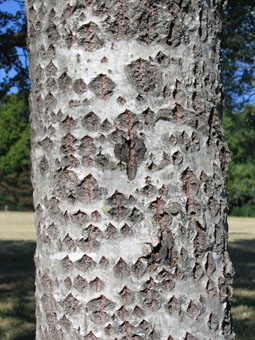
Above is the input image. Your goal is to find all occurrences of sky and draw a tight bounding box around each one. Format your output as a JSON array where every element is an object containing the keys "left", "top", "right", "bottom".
[
  {"left": 0, "top": 0, "right": 26, "bottom": 93},
  {"left": 0, "top": 0, "right": 21, "bottom": 14}
]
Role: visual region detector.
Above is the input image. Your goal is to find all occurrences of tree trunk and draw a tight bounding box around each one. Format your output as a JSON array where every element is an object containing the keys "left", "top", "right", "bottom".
[{"left": 26, "top": 0, "right": 234, "bottom": 339}]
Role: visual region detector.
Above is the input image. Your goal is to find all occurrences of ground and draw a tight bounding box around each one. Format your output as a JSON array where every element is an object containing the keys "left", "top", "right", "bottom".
[{"left": 0, "top": 212, "right": 254, "bottom": 340}]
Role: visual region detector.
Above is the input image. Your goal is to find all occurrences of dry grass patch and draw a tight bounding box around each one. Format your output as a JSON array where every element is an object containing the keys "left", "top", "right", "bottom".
[
  {"left": 228, "top": 217, "right": 255, "bottom": 242},
  {"left": 0, "top": 212, "right": 35, "bottom": 240}
]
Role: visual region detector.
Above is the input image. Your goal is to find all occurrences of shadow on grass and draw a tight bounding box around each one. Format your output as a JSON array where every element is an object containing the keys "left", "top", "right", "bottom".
[
  {"left": 229, "top": 239, "right": 255, "bottom": 340},
  {"left": 0, "top": 241, "right": 36, "bottom": 340},
  {"left": 229, "top": 239, "right": 255, "bottom": 294}
]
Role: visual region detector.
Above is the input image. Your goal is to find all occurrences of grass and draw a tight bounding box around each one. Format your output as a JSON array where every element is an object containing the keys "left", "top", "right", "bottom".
[
  {"left": 228, "top": 216, "right": 255, "bottom": 241},
  {"left": 0, "top": 240, "right": 35, "bottom": 340},
  {"left": 0, "top": 212, "right": 36, "bottom": 340},
  {"left": 228, "top": 217, "right": 255, "bottom": 340},
  {"left": 0, "top": 213, "right": 254, "bottom": 339},
  {"left": 0, "top": 212, "right": 35, "bottom": 241}
]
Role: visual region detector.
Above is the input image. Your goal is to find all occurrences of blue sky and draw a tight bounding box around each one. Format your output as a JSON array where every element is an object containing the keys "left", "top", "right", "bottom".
[
  {"left": 0, "top": 0, "right": 21, "bottom": 14},
  {"left": 0, "top": 0, "right": 26, "bottom": 93}
]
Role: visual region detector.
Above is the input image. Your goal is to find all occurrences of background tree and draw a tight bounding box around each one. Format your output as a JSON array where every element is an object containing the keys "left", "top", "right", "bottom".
[
  {"left": 0, "top": 93, "right": 32, "bottom": 210},
  {"left": 0, "top": 0, "right": 32, "bottom": 210},
  {"left": 0, "top": 0, "right": 29, "bottom": 97},
  {"left": 221, "top": 0, "right": 255, "bottom": 110},
  {"left": 26, "top": 0, "right": 234, "bottom": 339},
  {"left": 223, "top": 105, "right": 255, "bottom": 216}
]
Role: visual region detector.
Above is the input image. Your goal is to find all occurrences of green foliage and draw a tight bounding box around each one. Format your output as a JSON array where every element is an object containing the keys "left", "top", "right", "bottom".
[
  {"left": 0, "top": 93, "right": 32, "bottom": 210},
  {"left": 227, "top": 163, "right": 255, "bottom": 216},
  {"left": 231, "top": 203, "right": 255, "bottom": 218},
  {"left": 0, "top": 93, "right": 30, "bottom": 173},
  {"left": 223, "top": 105, "right": 255, "bottom": 216},
  {"left": 1, "top": 124, "right": 30, "bottom": 175},
  {"left": 0, "top": 0, "right": 29, "bottom": 96},
  {"left": 222, "top": 0, "right": 255, "bottom": 109},
  {"left": 0, "top": 169, "right": 33, "bottom": 211}
]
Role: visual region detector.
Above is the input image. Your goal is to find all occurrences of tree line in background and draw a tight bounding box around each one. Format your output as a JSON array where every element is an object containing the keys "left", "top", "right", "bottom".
[{"left": 0, "top": 0, "right": 254, "bottom": 215}]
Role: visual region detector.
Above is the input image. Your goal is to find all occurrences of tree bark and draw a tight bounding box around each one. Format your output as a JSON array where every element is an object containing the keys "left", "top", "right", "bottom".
[{"left": 26, "top": 0, "right": 234, "bottom": 339}]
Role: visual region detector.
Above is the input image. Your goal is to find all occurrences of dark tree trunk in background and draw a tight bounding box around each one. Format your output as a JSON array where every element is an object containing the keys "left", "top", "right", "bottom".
[{"left": 26, "top": 0, "right": 234, "bottom": 339}]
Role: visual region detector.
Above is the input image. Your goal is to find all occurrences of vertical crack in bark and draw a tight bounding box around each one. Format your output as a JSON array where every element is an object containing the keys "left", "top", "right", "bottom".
[
  {"left": 138, "top": 58, "right": 143, "bottom": 84},
  {"left": 145, "top": 0, "right": 153, "bottom": 44},
  {"left": 174, "top": 80, "right": 182, "bottom": 123},
  {"left": 68, "top": 3, "right": 72, "bottom": 18},
  {"left": 99, "top": 295, "right": 103, "bottom": 325},
  {"left": 95, "top": 210, "right": 100, "bottom": 222},
  {"left": 121, "top": 306, "right": 132, "bottom": 340},
  {"left": 88, "top": 225, "right": 93, "bottom": 251},
  {"left": 64, "top": 211, "right": 69, "bottom": 224},
  {"left": 68, "top": 31, "right": 73, "bottom": 50},
  {"left": 114, "top": 193, "right": 121, "bottom": 221},
  {"left": 68, "top": 117, "right": 75, "bottom": 166},
  {"left": 49, "top": 281, "right": 54, "bottom": 315},
  {"left": 112, "top": 0, "right": 125, "bottom": 50},
  {"left": 120, "top": 0, "right": 125, "bottom": 24},
  {"left": 95, "top": 277, "right": 99, "bottom": 292},
  {"left": 88, "top": 174, "right": 92, "bottom": 203},
  {"left": 156, "top": 197, "right": 165, "bottom": 232},
  {"left": 89, "top": 330, "right": 95, "bottom": 340},
  {"left": 125, "top": 110, "right": 136, "bottom": 181},
  {"left": 87, "top": 137, "right": 92, "bottom": 166},
  {"left": 88, "top": 22, "right": 93, "bottom": 51},
  {"left": 84, "top": 255, "right": 88, "bottom": 272},
  {"left": 185, "top": 172, "right": 191, "bottom": 215},
  {"left": 115, "top": 26, "right": 121, "bottom": 45},
  {"left": 156, "top": 185, "right": 166, "bottom": 231},
  {"left": 100, "top": 75, "right": 105, "bottom": 99},
  {"left": 124, "top": 286, "right": 129, "bottom": 304}
]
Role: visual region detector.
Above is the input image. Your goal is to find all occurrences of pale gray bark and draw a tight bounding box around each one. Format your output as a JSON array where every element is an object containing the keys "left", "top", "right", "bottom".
[{"left": 26, "top": 0, "right": 234, "bottom": 339}]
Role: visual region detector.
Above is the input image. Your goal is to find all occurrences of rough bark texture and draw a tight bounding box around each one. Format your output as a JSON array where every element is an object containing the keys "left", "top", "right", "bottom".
[{"left": 26, "top": 0, "right": 234, "bottom": 339}]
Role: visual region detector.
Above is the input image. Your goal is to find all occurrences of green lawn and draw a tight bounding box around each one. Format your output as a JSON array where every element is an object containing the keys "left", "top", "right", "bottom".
[{"left": 0, "top": 212, "right": 254, "bottom": 339}]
